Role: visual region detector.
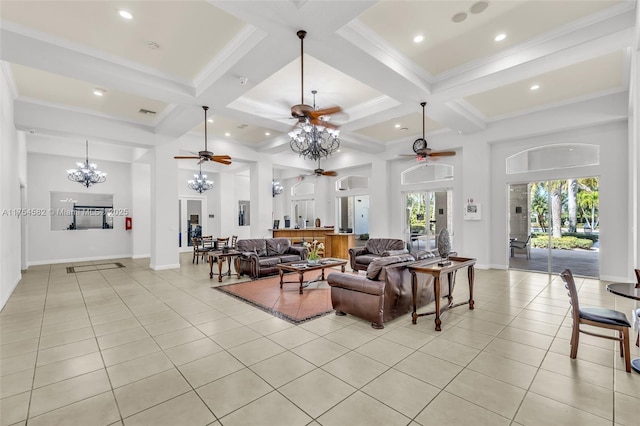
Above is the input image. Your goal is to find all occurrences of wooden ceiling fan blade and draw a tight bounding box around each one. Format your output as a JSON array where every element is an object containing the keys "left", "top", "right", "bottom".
[
  {"left": 310, "top": 118, "right": 339, "bottom": 130},
  {"left": 322, "top": 170, "right": 337, "bottom": 176},
  {"left": 174, "top": 156, "right": 200, "bottom": 159},
  {"left": 309, "top": 106, "right": 342, "bottom": 118},
  {"left": 211, "top": 155, "right": 231, "bottom": 161},
  {"left": 213, "top": 158, "right": 232, "bottom": 165},
  {"left": 428, "top": 151, "right": 456, "bottom": 157}
]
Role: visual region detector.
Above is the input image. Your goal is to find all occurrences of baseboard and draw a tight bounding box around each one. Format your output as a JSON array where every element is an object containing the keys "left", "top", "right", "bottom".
[
  {"left": 149, "top": 263, "right": 181, "bottom": 271},
  {"left": 0, "top": 273, "right": 21, "bottom": 311},
  {"left": 599, "top": 274, "right": 628, "bottom": 282},
  {"left": 132, "top": 254, "right": 150, "bottom": 259},
  {"left": 489, "top": 264, "right": 508, "bottom": 270},
  {"left": 28, "top": 254, "right": 132, "bottom": 266}
]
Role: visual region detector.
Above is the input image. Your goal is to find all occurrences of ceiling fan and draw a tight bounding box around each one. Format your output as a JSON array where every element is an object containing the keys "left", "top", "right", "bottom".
[
  {"left": 400, "top": 102, "right": 456, "bottom": 161},
  {"left": 174, "top": 106, "right": 232, "bottom": 165},
  {"left": 289, "top": 30, "right": 342, "bottom": 130},
  {"left": 302, "top": 158, "right": 337, "bottom": 177}
]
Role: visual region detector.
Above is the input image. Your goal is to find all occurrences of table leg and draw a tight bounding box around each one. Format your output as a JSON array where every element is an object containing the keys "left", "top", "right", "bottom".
[
  {"left": 299, "top": 271, "right": 304, "bottom": 295},
  {"left": 434, "top": 274, "right": 442, "bottom": 331},
  {"left": 411, "top": 271, "right": 418, "bottom": 325},
  {"left": 321, "top": 267, "right": 325, "bottom": 281},
  {"left": 217, "top": 258, "right": 224, "bottom": 282},
  {"left": 209, "top": 256, "right": 214, "bottom": 279},
  {"left": 468, "top": 265, "right": 475, "bottom": 309},
  {"left": 446, "top": 271, "right": 454, "bottom": 308},
  {"left": 340, "top": 264, "right": 345, "bottom": 273},
  {"left": 279, "top": 270, "right": 284, "bottom": 289}
]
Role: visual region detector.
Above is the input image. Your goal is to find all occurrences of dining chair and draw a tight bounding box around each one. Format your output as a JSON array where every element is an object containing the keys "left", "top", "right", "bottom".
[
  {"left": 217, "top": 237, "right": 230, "bottom": 247},
  {"left": 560, "top": 269, "right": 632, "bottom": 372},
  {"left": 193, "top": 235, "right": 213, "bottom": 264},
  {"left": 231, "top": 235, "right": 238, "bottom": 249}
]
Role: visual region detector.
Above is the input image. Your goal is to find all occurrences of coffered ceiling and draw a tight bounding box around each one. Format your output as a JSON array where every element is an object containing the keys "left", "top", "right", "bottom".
[{"left": 0, "top": 0, "right": 636, "bottom": 172}]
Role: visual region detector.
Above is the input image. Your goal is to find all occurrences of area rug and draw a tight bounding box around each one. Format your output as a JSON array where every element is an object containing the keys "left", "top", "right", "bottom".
[{"left": 215, "top": 269, "right": 334, "bottom": 324}]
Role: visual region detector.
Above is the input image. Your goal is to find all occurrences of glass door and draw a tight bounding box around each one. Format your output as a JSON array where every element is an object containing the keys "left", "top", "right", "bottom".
[
  {"left": 508, "top": 177, "right": 599, "bottom": 277},
  {"left": 404, "top": 190, "right": 452, "bottom": 252}
]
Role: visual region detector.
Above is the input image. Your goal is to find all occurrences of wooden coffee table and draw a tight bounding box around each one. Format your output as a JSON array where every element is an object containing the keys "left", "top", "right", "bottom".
[
  {"left": 208, "top": 249, "right": 242, "bottom": 282},
  {"left": 278, "top": 259, "right": 347, "bottom": 294}
]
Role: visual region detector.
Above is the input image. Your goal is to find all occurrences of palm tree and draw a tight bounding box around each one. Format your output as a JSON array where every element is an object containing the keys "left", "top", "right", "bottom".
[
  {"left": 551, "top": 180, "right": 564, "bottom": 238},
  {"left": 530, "top": 183, "right": 548, "bottom": 232},
  {"left": 567, "top": 179, "right": 577, "bottom": 232}
]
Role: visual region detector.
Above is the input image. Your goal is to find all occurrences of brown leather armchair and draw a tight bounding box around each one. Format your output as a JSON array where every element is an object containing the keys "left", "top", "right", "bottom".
[
  {"left": 349, "top": 238, "right": 406, "bottom": 272},
  {"left": 328, "top": 252, "right": 442, "bottom": 328}
]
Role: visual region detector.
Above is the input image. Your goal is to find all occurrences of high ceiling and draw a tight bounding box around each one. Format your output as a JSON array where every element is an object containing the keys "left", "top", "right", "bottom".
[{"left": 0, "top": 0, "right": 636, "bottom": 174}]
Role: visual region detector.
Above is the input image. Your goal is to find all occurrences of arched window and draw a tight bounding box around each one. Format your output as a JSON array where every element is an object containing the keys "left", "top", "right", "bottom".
[
  {"left": 506, "top": 144, "right": 599, "bottom": 174},
  {"left": 401, "top": 163, "right": 454, "bottom": 185}
]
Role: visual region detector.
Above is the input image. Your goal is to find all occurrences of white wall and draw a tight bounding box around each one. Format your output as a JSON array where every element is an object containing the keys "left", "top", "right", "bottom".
[
  {"left": 26, "top": 152, "right": 133, "bottom": 264},
  {"left": 0, "top": 64, "right": 26, "bottom": 309},
  {"left": 489, "top": 121, "right": 629, "bottom": 281}
]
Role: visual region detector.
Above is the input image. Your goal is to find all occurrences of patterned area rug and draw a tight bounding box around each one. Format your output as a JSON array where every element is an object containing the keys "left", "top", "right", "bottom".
[{"left": 215, "top": 269, "right": 334, "bottom": 324}]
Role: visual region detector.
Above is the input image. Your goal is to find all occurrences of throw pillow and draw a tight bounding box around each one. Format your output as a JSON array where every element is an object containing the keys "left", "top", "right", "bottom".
[{"left": 366, "top": 254, "right": 414, "bottom": 280}]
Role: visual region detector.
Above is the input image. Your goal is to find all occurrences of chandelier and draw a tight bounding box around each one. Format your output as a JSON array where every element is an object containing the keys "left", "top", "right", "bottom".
[
  {"left": 187, "top": 165, "right": 213, "bottom": 193},
  {"left": 289, "top": 90, "right": 340, "bottom": 161},
  {"left": 272, "top": 180, "right": 283, "bottom": 197},
  {"left": 66, "top": 140, "right": 107, "bottom": 188}
]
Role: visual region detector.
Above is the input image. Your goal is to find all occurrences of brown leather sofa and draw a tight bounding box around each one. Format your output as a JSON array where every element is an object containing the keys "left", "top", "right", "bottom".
[
  {"left": 328, "top": 252, "right": 445, "bottom": 329},
  {"left": 235, "top": 238, "right": 307, "bottom": 278},
  {"left": 349, "top": 238, "right": 406, "bottom": 272}
]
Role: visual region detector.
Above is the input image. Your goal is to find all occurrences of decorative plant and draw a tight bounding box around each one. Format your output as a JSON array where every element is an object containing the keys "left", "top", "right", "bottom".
[{"left": 304, "top": 240, "right": 324, "bottom": 261}]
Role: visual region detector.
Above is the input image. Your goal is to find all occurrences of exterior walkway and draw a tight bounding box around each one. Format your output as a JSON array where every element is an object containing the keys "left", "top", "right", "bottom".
[{"left": 509, "top": 247, "right": 599, "bottom": 278}]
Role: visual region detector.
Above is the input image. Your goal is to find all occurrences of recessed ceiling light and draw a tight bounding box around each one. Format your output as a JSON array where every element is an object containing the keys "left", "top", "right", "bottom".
[
  {"left": 413, "top": 35, "right": 424, "bottom": 43},
  {"left": 118, "top": 10, "right": 133, "bottom": 20},
  {"left": 394, "top": 124, "right": 401, "bottom": 128},
  {"left": 207, "top": 118, "right": 213, "bottom": 123},
  {"left": 469, "top": 1, "right": 489, "bottom": 14},
  {"left": 93, "top": 88, "right": 106, "bottom": 97},
  {"left": 530, "top": 84, "right": 540, "bottom": 91},
  {"left": 265, "top": 132, "right": 271, "bottom": 136},
  {"left": 452, "top": 12, "right": 467, "bottom": 23},
  {"left": 494, "top": 33, "right": 506, "bottom": 42},
  {"left": 224, "top": 132, "right": 230, "bottom": 137},
  {"left": 400, "top": 127, "right": 408, "bottom": 132}
]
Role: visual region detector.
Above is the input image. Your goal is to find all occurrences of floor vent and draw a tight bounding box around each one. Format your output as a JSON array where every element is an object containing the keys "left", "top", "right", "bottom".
[{"left": 66, "top": 262, "right": 125, "bottom": 273}]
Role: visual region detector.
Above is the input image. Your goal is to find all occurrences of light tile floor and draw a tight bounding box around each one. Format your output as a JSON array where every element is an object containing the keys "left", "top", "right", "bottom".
[{"left": 1, "top": 254, "right": 638, "bottom": 426}]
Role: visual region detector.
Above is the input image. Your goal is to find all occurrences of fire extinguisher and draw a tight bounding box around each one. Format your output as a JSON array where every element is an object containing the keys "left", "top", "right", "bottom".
[{"left": 125, "top": 217, "right": 132, "bottom": 230}]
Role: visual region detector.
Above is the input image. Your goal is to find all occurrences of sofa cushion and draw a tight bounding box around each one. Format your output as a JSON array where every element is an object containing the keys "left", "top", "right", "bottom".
[
  {"left": 279, "top": 254, "right": 302, "bottom": 263},
  {"left": 365, "top": 238, "right": 405, "bottom": 256},
  {"left": 266, "top": 238, "right": 291, "bottom": 256},
  {"left": 237, "top": 239, "right": 268, "bottom": 257},
  {"left": 258, "top": 257, "right": 281, "bottom": 267},
  {"left": 355, "top": 254, "right": 379, "bottom": 267},
  {"left": 366, "top": 254, "right": 414, "bottom": 280}
]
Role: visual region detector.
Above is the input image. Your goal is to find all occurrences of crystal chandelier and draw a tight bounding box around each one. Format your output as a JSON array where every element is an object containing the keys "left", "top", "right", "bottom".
[
  {"left": 187, "top": 165, "right": 213, "bottom": 193},
  {"left": 66, "top": 140, "right": 107, "bottom": 188},
  {"left": 272, "top": 180, "right": 283, "bottom": 197},
  {"left": 289, "top": 90, "right": 340, "bottom": 161}
]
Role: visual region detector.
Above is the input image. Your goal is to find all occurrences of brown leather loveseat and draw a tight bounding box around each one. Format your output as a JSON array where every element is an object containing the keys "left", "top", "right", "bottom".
[
  {"left": 328, "top": 251, "right": 445, "bottom": 329},
  {"left": 235, "top": 238, "right": 307, "bottom": 278},
  {"left": 349, "top": 238, "right": 406, "bottom": 272}
]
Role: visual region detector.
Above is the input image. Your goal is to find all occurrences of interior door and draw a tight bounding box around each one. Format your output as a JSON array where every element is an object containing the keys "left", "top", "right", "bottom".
[{"left": 178, "top": 198, "right": 204, "bottom": 251}]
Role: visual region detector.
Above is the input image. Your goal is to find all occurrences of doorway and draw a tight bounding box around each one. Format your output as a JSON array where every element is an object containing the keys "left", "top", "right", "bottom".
[
  {"left": 404, "top": 190, "right": 452, "bottom": 252},
  {"left": 178, "top": 198, "right": 205, "bottom": 251},
  {"left": 508, "top": 177, "right": 599, "bottom": 277}
]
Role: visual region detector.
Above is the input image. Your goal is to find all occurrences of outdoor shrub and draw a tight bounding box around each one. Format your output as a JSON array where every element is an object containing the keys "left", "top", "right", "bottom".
[
  {"left": 531, "top": 236, "right": 593, "bottom": 250},
  {"left": 562, "top": 232, "right": 599, "bottom": 243}
]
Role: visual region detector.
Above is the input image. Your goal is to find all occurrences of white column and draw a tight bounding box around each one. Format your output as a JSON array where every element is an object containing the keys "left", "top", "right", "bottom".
[
  {"left": 217, "top": 171, "right": 235, "bottom": 237},
  {"left": 249, "top": 160, "right": 273, "bottom": 238},
  {"left": 149, "top": 138, "right": 179, "bottom": 270},
  {"left": 131, "top": 162, "right": 151, "bottom": 258},
  {"left": 369, "top": 157, "right": 391, "bottom": 237},
  {"left": 460, "top": 140, "right": 490, "bottom": 266}
]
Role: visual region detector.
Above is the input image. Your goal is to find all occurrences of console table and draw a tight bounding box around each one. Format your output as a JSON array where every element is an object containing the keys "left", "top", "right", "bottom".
[
  {"left": 208, "top": 250, "right": 241, "bottom": 282},
  {"left": 408, "top": 256, "right": 476, "bottom": 331}
]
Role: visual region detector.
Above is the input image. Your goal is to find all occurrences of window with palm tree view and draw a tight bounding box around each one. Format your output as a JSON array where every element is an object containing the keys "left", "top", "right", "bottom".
[{"left": 509, "top": 177, "right": 599, "bottom": 277}]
